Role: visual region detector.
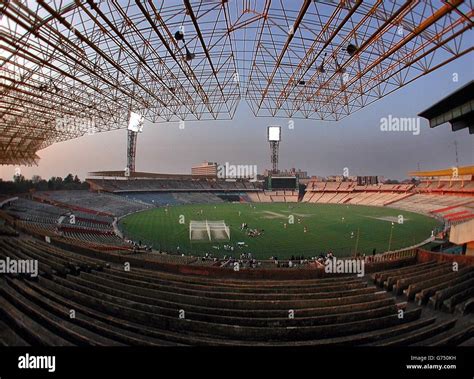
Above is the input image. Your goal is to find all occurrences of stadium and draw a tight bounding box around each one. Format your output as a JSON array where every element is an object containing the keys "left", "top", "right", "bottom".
[{"left": 0, "top": 0, "right": 473, "bottom": 375}]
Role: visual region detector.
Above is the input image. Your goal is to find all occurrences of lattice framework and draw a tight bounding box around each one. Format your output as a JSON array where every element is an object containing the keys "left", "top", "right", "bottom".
[{"left": 1, "top": 0, "right": 472, "bottom": 164}]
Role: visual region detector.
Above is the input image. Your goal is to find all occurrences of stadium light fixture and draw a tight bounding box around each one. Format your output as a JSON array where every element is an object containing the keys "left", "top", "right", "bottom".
[
  {"left": 268, "top": 125, "right": 281, "bottom": 174},
  {"left": 346, "top": 43, "right": 358, "bottom": 56},
  {"left": 267, "top": 125, "right": 281, "bottom": 142},
  {"left": 317, "top": 53, "right": 327, "bottom": 73},
  {"left": 335, "top": 57, "right": 346, "bottom": 74},
  {"left": 185, "top": 47, "right": 195, "bottom": 61},
  {"left": 128, "top": 112, "right": 144, "bottom": 133},
  {"left": 175, "top": 29, "right": 195, "bottom": 62},
  {"left": 174, "top": 30, "right": 184, "bottom": 41}
]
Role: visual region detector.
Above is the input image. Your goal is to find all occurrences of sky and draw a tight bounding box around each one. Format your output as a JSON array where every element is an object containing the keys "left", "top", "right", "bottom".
[{"left": 1, "top": 53, "right": 473, "bottom": 182}]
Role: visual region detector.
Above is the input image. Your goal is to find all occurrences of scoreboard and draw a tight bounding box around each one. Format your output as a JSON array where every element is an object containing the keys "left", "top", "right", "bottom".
[{"left": 268, "top": 176, "right": 298, "bottom": 190}]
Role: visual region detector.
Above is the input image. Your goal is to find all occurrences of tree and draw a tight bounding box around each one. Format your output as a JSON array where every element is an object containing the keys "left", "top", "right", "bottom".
[
  {"left": 13, "top": 174, "right": 25, "bottom": 183},
  {"left": 64, "top": 173, "right": 74, "bottom": 184},
  {"left": 1, "top": 173, "right": 87, "bottom": 193},
  {"left": 31, "top": 175, "right": 42, "bottom": 184}
]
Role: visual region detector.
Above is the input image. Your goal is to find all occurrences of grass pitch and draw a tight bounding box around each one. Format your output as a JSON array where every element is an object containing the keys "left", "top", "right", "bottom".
[{"left": 119, "top": 202, "right": 441, "bottom": 260}]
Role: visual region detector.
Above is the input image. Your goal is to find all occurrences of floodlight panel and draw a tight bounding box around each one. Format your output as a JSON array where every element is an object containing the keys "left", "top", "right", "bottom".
[
  {"left": 128, "top": 112, "right": 144, "bottom": 132},
  {"left": 268, "top": 126, "right": 281, "bottom": 141}
]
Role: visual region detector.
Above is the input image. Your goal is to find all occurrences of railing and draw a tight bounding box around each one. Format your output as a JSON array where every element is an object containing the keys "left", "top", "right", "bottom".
[{"left": 364, "top": 248, "right": 417, "bottom": 263}]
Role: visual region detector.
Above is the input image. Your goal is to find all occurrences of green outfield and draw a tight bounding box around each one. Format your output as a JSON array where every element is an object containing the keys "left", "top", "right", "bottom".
[{"left": 119, "top": 202, "right": 441, "bottom": 259}]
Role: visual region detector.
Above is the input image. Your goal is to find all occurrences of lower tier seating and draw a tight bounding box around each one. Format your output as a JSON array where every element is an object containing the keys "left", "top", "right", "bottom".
[
  {"left": 0, "top": 237, "right": 472, "bottom": 346},
  {"left": 372, "top": 261, "right": 474, "bottom": 315}
]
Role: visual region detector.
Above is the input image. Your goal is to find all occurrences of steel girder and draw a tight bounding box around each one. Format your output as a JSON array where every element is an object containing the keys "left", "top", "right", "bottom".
[{"left": 0, "top": 0, "right": 472, "bottom": 165}]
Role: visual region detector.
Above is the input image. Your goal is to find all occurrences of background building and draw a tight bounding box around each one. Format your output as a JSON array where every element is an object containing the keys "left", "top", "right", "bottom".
[{"left": 191, "top": 162, "right": 218, "bottom": 178}]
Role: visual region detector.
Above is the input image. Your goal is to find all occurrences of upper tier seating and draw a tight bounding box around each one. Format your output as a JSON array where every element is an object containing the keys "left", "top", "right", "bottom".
[
  {"left": 88, "top": 179, "right": 262, "bottom": 193},
  {"left": 416, "top": 180, "right": 474, "bottom": 194},
  {"left": 3, "top": 198, "right": 129, "bottom": 250},
  {"left": 119, "top": 192, "right": 226, "bottom": 206},
  {"left": 302, "top": 180, "right": 474, "bottom": 224},
  {"left": 388, "top": 194, "right": 473, "bottom": 216},
  {"left": 37, "top": 191, "right": 150, "bottom": 217},
  {"left": 302, "top": 182, "right": 417, "bottom": 206},
  {"left": 172, "top": 192, "right": 226, "bottom": 204}
]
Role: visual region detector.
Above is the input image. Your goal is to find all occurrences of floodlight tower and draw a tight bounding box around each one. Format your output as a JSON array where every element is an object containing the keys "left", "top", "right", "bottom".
[
  {"left": 267, "top": 126, "right": 281, "bottom": 174},
  {"left": 127, "top": 131, "right": 138, "bottom": 173},
  {"left": 126, "top": 111, "right": 144, "bottom": 175}
]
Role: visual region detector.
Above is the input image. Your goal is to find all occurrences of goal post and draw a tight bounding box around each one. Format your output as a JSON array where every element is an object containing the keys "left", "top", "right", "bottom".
[
  {"left": 206, "top": 220, "right": 211, "bottom": 241},
  {"left": 189, "top": 220, "right": 230, "bottom": 242}
]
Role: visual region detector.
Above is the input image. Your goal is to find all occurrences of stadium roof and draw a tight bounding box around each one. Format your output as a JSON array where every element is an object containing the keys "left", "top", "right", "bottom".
[
  {"left": 408, "top": 165, "right": 474, "bottom": 177},
  {"left": 1, "top": 0, "right": 473, "bottom": 165},
  {"left": 418, "top": 80, "right": 474, "bottom": 134},
  {"left": 87, "top": 170, "right": 205, "bottom": 179}
]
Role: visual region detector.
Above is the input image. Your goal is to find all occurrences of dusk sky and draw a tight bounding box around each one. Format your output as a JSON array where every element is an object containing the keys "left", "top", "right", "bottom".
[{"left": 1, "top": 53, "right": 472, "bottom": 182}]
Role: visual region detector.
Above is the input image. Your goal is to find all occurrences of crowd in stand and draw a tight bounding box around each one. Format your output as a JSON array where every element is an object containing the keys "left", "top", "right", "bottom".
[
  {"left": 227, "top": 255, "right": 260, "bottom": 269},
  {"left": 124, "top": 238, "right": 153, "bottom": 253},
  {"left": 201, "top": 252, "right": 219, "bottom": 262}
]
